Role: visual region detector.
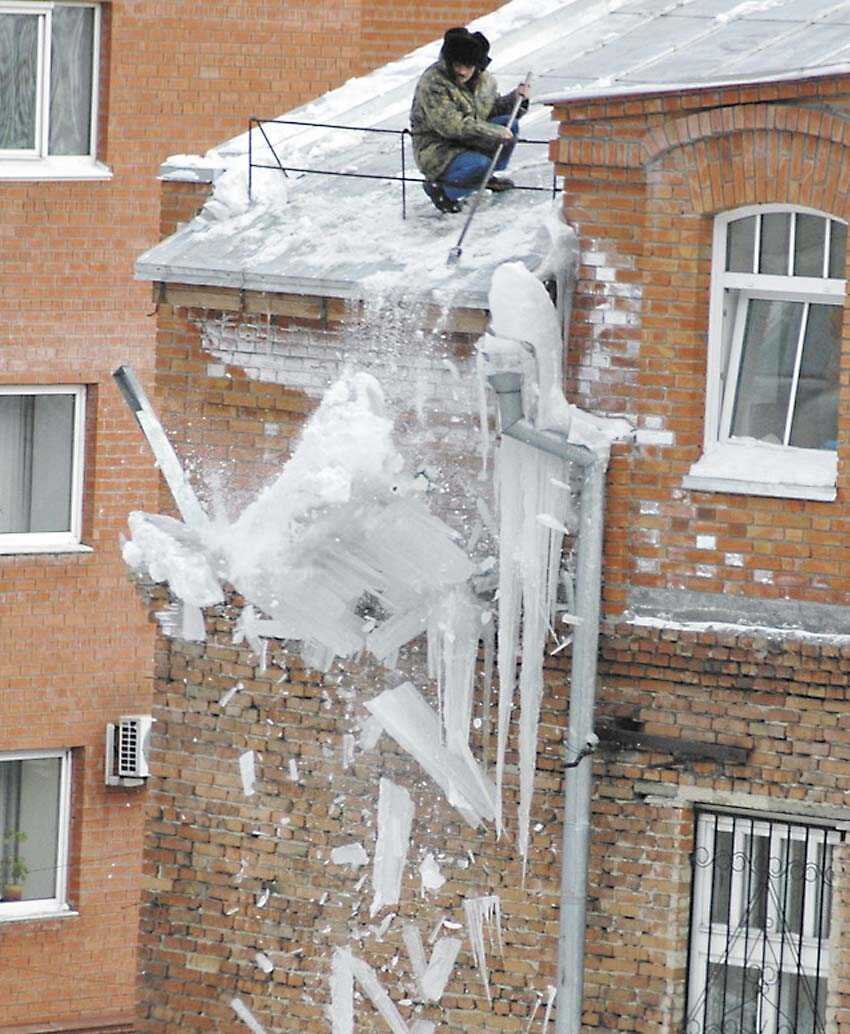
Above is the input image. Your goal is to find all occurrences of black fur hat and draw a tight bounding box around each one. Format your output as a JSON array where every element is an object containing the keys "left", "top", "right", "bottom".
[
  {"left": 472, "top": 32, "right": 491, "bottom": 69},
  {"left": 441, "top": 27, "right": 485, "bottom": 67}
]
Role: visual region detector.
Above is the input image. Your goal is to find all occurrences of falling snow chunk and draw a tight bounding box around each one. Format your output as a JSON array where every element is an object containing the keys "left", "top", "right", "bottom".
[
  {"left": 239, "top": 751, "right": 256, "bottom": 796},
  {"left": 230, "top": 998, "right": 266, "bottom": 1034},
  {"left": 419, "top": 853, "right": 445, "bottom": 896},
  {"left": 464, "top": 895, "right": 503, "bottom": 1004},
  {"left": 370, "top": 778, "right": 414, "bottom": 917},
  {"left": 255, "top": 952, "right": 274, "bottom": 974},
  {"left": 331, "top": 843, "right": 369, "bottom": 867}
]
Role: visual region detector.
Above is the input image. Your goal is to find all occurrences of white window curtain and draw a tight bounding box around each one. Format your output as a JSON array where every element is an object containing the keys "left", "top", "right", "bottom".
[
  {"left": 0, "top": 393, "right": 74, "bottom": 534},
  {"left": 0, "top": 12, "right": 38, "bottom": 150}
]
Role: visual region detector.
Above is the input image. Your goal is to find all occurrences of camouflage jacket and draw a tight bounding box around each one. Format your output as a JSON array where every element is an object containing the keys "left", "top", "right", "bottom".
[{"left": 409, "top": 58, "right": 521, "bottom": 181}]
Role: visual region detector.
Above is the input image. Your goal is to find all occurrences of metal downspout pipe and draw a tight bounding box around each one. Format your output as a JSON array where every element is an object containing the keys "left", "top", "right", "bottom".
[{"left": 488, "top": 371, "right": 608, "bottom": 1034}]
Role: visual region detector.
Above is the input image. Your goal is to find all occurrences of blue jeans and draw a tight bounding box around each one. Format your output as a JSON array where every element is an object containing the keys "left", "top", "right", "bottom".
[{"left": 440, "top": 114, "right": 518, "bottom": 200}]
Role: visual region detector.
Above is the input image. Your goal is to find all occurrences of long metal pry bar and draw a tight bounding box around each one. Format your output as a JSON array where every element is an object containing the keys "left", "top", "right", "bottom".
[{"left": 113, "top": 364, "right": 209, "bottom": 530}]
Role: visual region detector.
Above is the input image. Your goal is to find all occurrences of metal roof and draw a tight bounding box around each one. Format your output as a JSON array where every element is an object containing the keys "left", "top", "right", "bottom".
[{"left": 136, "top": 0, "right": 850, "bottom": 308}]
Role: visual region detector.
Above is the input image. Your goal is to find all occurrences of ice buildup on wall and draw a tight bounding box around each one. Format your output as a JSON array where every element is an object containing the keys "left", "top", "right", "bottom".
[
  {"left": 463, "top": 895, "right": 503, "bottom": 1003},
  {"left": 123, "top": 372, "right": 475, "bottom": 671},
  {"left": 370, "top": 778, "right": 415, "bottom": 917}
]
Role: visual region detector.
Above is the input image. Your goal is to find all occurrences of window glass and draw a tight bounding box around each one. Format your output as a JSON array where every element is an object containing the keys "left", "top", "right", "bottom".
[
  {"left": 0, "top": 756, "right": 62, "bottom": 902},
  {"left": 829, "top": 219, "right": 847, "bottom": 278},
  {"left": 0, "top": 393, "right": 75, "bottom": 534},
  {"left": 778, "top": 971, "right": 826, "bottom": 1034},
  {"left": 794, "top": 214, "right": 826, "bottom": 278},
  {"left": 0, "top": 13, "right": 38, "bottom": 150},
  {"left": 705, "top": 964, "right": 759, "bottom": 1034},
  {"left": 788, "top": 304, "right": 840, "bottom": 450},
  {"left": 730, "top": 299, "right": 802, "bottom": 443},
  {"left": 49, "top": 5, "right": 95, "bottom": 155},
  {"left": 759, "top": 212, "right": 791, "bottom": 275},
  {"left": 726, "top": 216, "right": 756, "bottom": 273}
]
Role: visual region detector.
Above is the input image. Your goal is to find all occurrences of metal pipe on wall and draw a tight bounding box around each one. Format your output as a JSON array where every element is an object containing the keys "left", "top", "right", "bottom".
[{"left": 487, "top": 371, "right": 608, "bottom": 1034}]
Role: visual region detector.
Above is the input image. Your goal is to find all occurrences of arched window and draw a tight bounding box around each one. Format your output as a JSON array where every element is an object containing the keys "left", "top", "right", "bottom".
[{"left": 685, "top": 206, "right": 846, "bottom": 501}]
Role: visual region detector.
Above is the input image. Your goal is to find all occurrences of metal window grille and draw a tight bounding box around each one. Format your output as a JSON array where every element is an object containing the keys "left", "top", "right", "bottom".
[{"left": 686, "top": 810, "right": 844, "bottom": 1034}]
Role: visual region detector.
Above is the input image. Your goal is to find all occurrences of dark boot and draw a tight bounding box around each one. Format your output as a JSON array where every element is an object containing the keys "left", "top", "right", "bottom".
[
  {"left": 486, "top": 175, "right": 515, "bottom": 192},
  {"left": 423, "top": 180, "right": 462, "bottom": 213}
]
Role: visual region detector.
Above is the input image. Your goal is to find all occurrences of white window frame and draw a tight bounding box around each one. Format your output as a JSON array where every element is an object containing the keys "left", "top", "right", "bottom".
[
  {"left": 0, "top": 384, "right": 90, "bottom": 554},
  {"left": 686, "top": 810, "right": 842, "bottom": 1034},
  {"left": 685, "top": 204, "right": 846, "bottom": 501},
  {"left": 0, "top": 1, "right": 111, "bottom": 180},
  {"left": 0, "top": 748, "right": 73, "bottom": 921}
]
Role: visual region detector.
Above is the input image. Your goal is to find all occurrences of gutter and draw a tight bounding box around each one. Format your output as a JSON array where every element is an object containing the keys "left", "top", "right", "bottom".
[{"left": 488, "top": 370, "right": 607, "bottom": 1034}]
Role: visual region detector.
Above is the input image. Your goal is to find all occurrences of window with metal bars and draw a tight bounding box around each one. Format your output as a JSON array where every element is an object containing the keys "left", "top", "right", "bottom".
[{"left": 686, "top": 810, "right": 843, "bottom": 1034}]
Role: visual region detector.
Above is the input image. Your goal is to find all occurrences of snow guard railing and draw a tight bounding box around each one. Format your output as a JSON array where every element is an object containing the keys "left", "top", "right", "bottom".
[{"left": 248, "top": 117, "right": 559, "bottom": 220}]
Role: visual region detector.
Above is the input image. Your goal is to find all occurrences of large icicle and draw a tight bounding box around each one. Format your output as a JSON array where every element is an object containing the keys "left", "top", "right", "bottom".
[
  {"left": 370, "top": 778, "right": 415, "bottom": 917},
  {"left": 365, "top": 683, "right": 495, "bottom": 827},
  {"left": 426, "top": 587, "right": 481, "bottom": 750},
  {"left": 463, "top": 895, "right": 503, "bottom": 1004}
]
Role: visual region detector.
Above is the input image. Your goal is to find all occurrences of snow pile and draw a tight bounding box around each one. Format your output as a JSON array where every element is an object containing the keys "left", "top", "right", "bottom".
[{"left": 123, "top": 371, "right": 473, "bottom": 671}]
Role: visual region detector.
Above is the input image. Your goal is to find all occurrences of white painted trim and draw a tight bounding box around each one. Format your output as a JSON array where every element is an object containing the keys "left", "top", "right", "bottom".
[
  {"left": 0, "top": 156, "right": 111, "bottom": 179},
  {"left": 0, "top": 384, "right": 87, "bottom": 550},
  {"left": 0, "top": 749, "right": 72, "bottom": 920}
]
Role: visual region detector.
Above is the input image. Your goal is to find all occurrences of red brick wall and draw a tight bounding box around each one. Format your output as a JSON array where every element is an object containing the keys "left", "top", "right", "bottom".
[
  {"left": 552, "top": 76, "right": 850, "bottom": 615},
  {"left": 0, "top": 0, "right": 502, "bottom": 1028}
]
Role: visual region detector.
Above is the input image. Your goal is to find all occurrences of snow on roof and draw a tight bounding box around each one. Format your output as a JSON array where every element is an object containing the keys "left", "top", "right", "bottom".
[{"left": 136, "top": 0, "right": 850, "bottom": 307}]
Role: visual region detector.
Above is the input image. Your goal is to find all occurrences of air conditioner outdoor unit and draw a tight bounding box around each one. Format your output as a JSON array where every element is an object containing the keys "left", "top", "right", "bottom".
[{"left": 105, "top": 714, "right": 153, "bottom": 787}]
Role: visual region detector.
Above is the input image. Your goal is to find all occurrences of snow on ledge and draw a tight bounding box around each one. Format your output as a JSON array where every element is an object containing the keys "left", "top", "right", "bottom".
[{"left": 685, "top": 440, "right": 837, "bottom": 501}]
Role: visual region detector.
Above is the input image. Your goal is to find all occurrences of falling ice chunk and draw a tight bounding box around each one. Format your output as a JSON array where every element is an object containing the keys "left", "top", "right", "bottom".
[
  {"left": 256, "top": 886, "right": 270, "bottom": 909},
  {"left": 349, "top": 953, "right": 412, "bottom": 1034},
  {"left": 219, "top": 682, "right": 242, "bottom": 707},
  {"left": 255, "top": 952, "right": 274, "bottom": 974},
  {"left": 342, "top": 733, "right": 356, "bottom": 769},
  {"left": 410, "top": 1023, "right": 436, "bottom": 1034},
  {"left": 541, "top": 985, "right": 557, "bottom": 1032},
  {"left": 289, "top": 758, "right": 300, "bottom": 782},
  {"left": 370, "top": 778, "right": 414, "bottom": 917},
  {"left": 536, "top": 513, "right": 570, "bottom": 536},
  {"left": 330, "top": 947, "right": 354, "bottom": 1034},
  {"left": 331, "top": 843, "right": 369, "bottom": 868},
  {"left": 239, "top": 751, "right": 256, "bottom": 797},
  {"left": 420, "top": 937, "right": 461, "bottom": 1003},
  {"left": 463, "top": 895, "right": 503, "bottom": 1003},
  {"left": 358, "top": 715, "right": 384, "bottom": 752},
  {"left": 419, "top": 853, "right": 445, "bottom": 896},
  {"left": 230, "top": 998, "right": 266, "bottom": 1034},
  {"left": 365, "top": 682, "right": 494, "bottom": 828}
]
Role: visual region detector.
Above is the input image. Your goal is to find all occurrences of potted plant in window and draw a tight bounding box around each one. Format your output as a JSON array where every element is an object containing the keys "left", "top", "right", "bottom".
[{"left": 1, "top": 831, "right": 28, "bottom": 902}]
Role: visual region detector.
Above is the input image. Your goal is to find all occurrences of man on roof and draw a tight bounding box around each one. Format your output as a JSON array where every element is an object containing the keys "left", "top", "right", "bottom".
[{"left": 410, "top": 27, "right": 530, "bottom": 214}]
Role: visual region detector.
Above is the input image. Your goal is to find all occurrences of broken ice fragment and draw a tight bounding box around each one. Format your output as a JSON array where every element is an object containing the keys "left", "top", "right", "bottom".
[
  {"left": 464, "top": 895, "right": 503, "bottom": 1003},
  {"left": 419, "top": 853, "right": 445, "bottom": 896},
  {"left": 342, "top": 733, "right": 355, "bottom": 769},
  {"left": 370, "top": 778, "right": 414, "bottom": 917},
  {"left": 239, "top": 751, "right": 256, "bottom": 796},
  {"left": 331, "top": 843, "right": 369, "bottom": 868},
  {"left": 255, "top": 952, "right": 274, "bottom": 974},
  {"left": 230, "top": 998, "right": 266, "bottom": 1034}
]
